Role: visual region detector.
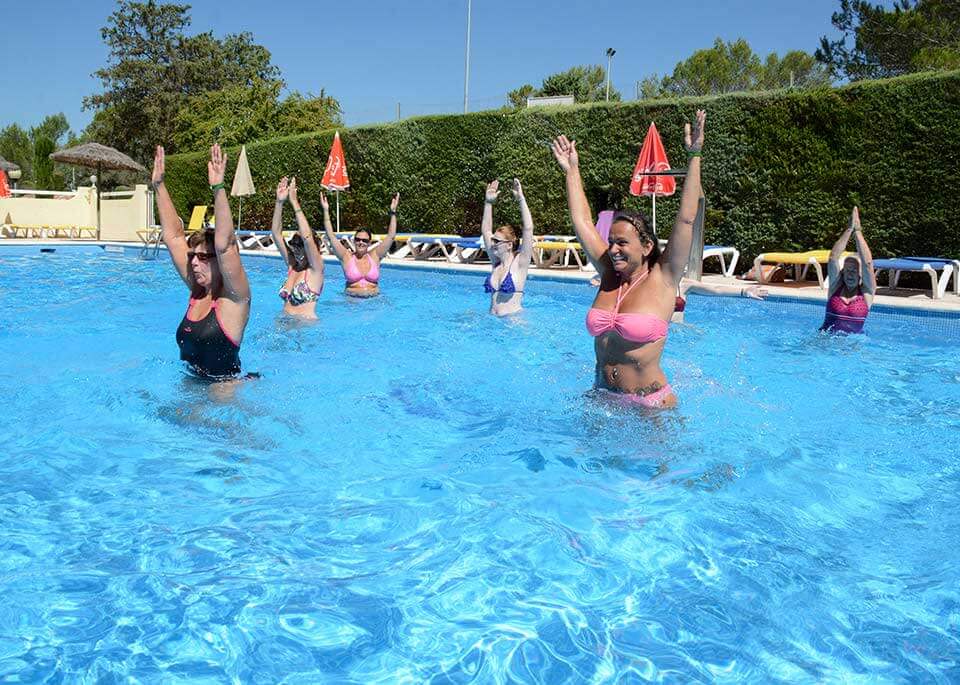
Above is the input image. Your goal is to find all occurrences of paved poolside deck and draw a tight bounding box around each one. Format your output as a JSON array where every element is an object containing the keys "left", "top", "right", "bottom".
[{"left": 4, "top": 238, "right": 960, "bottom": 314}]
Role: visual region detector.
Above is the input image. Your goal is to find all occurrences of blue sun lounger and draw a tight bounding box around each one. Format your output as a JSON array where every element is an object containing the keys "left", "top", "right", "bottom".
[{"left": 873, "top": 256, "right": 958, "bottom": 299}]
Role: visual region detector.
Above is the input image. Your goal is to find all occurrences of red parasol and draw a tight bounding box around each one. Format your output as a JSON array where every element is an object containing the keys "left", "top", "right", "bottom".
[
  {"left": 321, "top": 132, "right": 350, "bottom": 231},
  {"left": 0, "top": 171, "right": 9, "bottom": 198},
  {"left": 629, "top": 122, "right": 675, "bottom": 234}
]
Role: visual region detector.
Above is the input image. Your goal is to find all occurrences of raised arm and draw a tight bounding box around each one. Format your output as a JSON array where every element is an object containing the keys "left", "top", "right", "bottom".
[
  {"left": 152, "top": 146, "right": 189, "bottom": 286},
  {"left": 828, "top": 208, "right": 857, "bottom": 287},
  {"left": 374, "top": 193, "right": 400, "bottom": 259},
  {"left": 288, "top": 178, "right": 323, "bottom": 273},
  {"left": 512, "top": 178, "right": 535, "bottom": 262},
  {"left": 850, "top": 207, "right": 875, "bottom": 299},
  {"left": 272, "top": 176, "right": 290, "bottom": 265},
  {"left": 551, "top": 135, "right": 608, "bottom": 272},
  {"left": 208, "top": 144, "right": 250, "bottom": 303},
  {"left": 660, "top": 110, "right": 706, "bottom": 286},
  {"left": 481, "top": 180, "right": 499, "bottom": 261},
  {"left": 684, "top": 279, "right": 768, "bottom": 300},
  {"left": 319, "top": 191, "right": 349, "bottom": 261}
]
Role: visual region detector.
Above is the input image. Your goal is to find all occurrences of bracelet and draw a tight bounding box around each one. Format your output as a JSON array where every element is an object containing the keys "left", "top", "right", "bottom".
[
  {"left": 294, "top": 207, "right": 304, "bottom": 215},
  {"left": 484, "top": 199, "right": 495, "bottom": 204},
  {"left": 687, "top": 151, "right": 702, "bottom": 158},
  {"left": 388, "top": 210, "right": 397, "bottom": 216},
  {"left": 210, "top": 182, "right": 225, "bottom": 192}
]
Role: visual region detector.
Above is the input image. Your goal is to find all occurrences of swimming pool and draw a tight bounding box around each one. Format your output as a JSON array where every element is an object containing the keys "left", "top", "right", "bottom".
[{"left": 1, "top": 246, "right": 959, "bottom": 682}]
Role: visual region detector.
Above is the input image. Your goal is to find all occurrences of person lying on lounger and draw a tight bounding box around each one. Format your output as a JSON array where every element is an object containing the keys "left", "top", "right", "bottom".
[
  {"left": 321, "top": 191, "right": 398, "bottom": 298},
  {"left": 152, "top": 144, "right": 252, "bottom": 380},
  {"left": 480, "top": 178, "right": 534, "bottom": 316},
  {"left": 551, "top": 110, "right": 706, "bottom": 409},
  {"left": 270, "top": 177, "right": 324, "bottom": 319},
  {"left": 821, "top": 207, "right": 875, "bottom": 334}
]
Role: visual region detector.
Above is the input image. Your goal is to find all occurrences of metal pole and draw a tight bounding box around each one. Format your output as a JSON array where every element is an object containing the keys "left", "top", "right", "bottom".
[
  {"left": 336, "top": 191, "right": 341, "bottom": 232},
  {"left": 237, "top": 196, "right": 242, "bottom": 230},
  {"left": 397, "top": 102, "right": 401, "bottom": 121},
  {"left": 605, "top": 48, "right": 615, "bottom": 102},
  {"left": 463, "top": 0, "right": 472, "bottom": 113}
]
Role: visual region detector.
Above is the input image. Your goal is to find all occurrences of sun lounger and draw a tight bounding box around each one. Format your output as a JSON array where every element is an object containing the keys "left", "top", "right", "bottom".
[
  {"left": 534, "top": 238, "right": 588, "bottom": 269},
  {"left": 752, "top": 249, "right": 851, "bottom": 288},
  {"left": 873, "top": 256, "right": 958, "bottom": 299},
  {"left": 186, "top": 206, "right": 207, "bottom": 232},
  {"left": 406, "top": 234, "right": 463, "bottom": 261}
]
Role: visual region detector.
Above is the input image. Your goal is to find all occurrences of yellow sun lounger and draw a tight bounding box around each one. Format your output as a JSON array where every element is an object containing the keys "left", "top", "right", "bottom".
[
  {"left": 753, "top": 249, "right": 851, "bottom": 288},
  {"left": 534, "top": 238, "right": 588, "bottom": 269},
  {"left": 187, "top": 205, "right": 210, "bottom": 232}
]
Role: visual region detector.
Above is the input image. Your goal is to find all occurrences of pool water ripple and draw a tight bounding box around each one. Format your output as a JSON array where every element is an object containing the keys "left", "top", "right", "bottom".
[{"left": 2, "top": 250, "right": 960, "bottom": 681}]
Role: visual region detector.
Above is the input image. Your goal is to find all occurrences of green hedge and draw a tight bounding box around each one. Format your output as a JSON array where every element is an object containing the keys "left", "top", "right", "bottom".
[{"left": 165, "top": 70, "right": 960, "bottom": 269}]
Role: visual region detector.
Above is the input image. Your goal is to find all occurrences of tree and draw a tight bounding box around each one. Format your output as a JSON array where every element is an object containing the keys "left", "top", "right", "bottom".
[
  {"left": 642, "top": 38, "right": 830, "bottom": 98},
  {"left": 33, "top": 136, "right": 57, "bottom": 190},
  {"left": 0, "top": 124, "right": 34, "bottom": 181},
  {"left": 507, "top": 65, "right": 620, "bottom": 107},
  {"left": 817, "top": 0, "right": 960, "bottom": 80},
  {"left": 30, "top": 114, "right": 71, "bottom": 148},
  {"left": 83, "top": 1, "right": 294, "bottom": 161}
]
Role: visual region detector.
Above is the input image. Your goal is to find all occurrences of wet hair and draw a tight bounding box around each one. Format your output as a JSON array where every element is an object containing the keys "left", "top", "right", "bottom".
[
  {"left": 287, "top": 231, "right": 322, "bottom": 272},
  {"left": 187, "top": 228, "right": 215, "bottom": 252},
  {"left": 495, "top": 225, "right": 519, "bottom": 250},
  {"left": 354, "top": 228, "right": 373, "bottom": 243},
  {"left": 611, "top": 211, "right": 660, "bottom": 265}
]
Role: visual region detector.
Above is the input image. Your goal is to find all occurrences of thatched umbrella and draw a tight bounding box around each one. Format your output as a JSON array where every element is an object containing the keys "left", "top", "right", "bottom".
[
  {"left": 49, "top": 143, "right": 146, "bottom": 239},
  {"left": 0, "top": 155, "right": 19, "bottom": 172}
]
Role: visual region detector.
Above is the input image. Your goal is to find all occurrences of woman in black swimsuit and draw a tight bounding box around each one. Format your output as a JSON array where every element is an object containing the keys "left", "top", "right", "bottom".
[{"left": 152, "top": 144, "right": 252, "bottom": 378}]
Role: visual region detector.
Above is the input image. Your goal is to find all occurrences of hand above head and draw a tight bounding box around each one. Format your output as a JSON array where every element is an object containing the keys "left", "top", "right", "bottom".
[
  {"left": 208, "top": 143, "right": 227, "bottom": 186},
  {"left": 485, "top": 179, "right": 500, "bottom": 203},
  {"left": 550, "top": 135, "right": 579, "bottom": 172},
  {"left": 511, "top": 178, "right": 524, "bottom": 201},
  {"left": 390, "top": 192, "right": 400, "bottom": 212},
  {"left": 288, "top": 177, "right": 299, "bottom": 206},
  {"left": 276, "top": 176, "right": 289, "bottom": 203},
  {"left": 151, "top": 146, "right": 165, "bottom": 187},
  {"left": 684, "top": 110, "right": 706, "bottom": 153},
  {"left": 319, "top": 191, "right": 329, "bottom": 212},
  {"left": 850, "top": 206, "right": 861, "bottom": 232}
]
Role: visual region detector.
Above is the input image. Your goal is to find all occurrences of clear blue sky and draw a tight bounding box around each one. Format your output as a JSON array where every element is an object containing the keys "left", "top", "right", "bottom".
[{"left": 3, "top": 0, "right": 849, "bottom": 136}]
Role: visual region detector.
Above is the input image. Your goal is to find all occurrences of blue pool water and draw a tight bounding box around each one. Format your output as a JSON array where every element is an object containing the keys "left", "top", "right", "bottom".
[{"left": 1, "top": 246, "right": 959, "bottom": 683}]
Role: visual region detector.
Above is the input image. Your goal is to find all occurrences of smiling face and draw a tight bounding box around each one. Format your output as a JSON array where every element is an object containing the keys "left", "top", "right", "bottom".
[
  {"left": 353, "top": 230, "right": 372, "bottom": 257},
  {"left": 608, "top": 220, "right": 654, "bottom": 275},
  {"left": 842, "top": 256, "right": 861, "bottom": 289}
]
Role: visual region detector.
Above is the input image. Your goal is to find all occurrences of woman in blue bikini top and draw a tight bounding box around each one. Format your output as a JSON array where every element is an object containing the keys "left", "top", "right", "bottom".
[{"left": 480, "top": 178, "right": 535, "bottom": 316}]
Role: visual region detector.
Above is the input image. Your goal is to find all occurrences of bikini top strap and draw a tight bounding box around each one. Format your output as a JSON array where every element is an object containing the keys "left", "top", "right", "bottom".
[{"left": 614, "top": 272, "right": 647, "bottom": 312}]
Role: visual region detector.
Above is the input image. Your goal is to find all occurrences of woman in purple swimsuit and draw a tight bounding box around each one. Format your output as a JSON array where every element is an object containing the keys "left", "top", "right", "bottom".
[
  {"left": 821, "top": 207, "right": 875, "bottom": 334},
  {"left": 152, "top": 144, "right": 251, "bottom": 379},
  {"left": 480, "top": 178, "right": 534, "bottom": 316}
]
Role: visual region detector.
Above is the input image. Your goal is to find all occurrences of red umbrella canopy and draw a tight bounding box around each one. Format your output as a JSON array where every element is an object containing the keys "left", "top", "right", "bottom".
[
  {"left": 0, "top": 170, "right": 9, "bottom": 198},
  {"left": 629, "top": 122, "right": 675, "bottom": 197},
  {"left": 321, "top": 131, "right": 350, "bottom": 191}
]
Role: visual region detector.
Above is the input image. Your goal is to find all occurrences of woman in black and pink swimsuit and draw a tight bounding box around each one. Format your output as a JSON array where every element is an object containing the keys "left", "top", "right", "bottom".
[{"left": 152, "top": 144, "right": 252, "bottom": 378}]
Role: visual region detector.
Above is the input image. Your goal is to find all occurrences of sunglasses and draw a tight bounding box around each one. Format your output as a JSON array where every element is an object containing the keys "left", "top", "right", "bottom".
[
  {"left": 354, "top": 237, "right": 371, "bottom": 244},
  {"left": 188, "top": 251, "right": 215, "bottom": 262},
  {"left": 491, "top": 238, "right": 512, "bottom": 245}
]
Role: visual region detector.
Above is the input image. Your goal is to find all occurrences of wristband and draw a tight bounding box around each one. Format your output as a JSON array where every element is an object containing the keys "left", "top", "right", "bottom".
[
  {"left": 294, "top": 208, "right": 304, "bottom": 215},
  {"left": 388, "top": 210, "right": 397, "bottom": 216},
  {"left": 484, "top": 199, "right": 496, "bottom": 204},
  {"left": 210, "top": 182, "right": 225, "bottom": 192},
  {"left": 687, "top": 151, "right": 702, "bottom": 158}
]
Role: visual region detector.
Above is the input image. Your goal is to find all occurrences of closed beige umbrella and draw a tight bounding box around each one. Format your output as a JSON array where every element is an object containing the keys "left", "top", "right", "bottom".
[
  {"left": 49, "top": 143, "right": 146, "bottom": 239},
  {"left": 230, "top": 145, "right": 255, "bottom": 230}
]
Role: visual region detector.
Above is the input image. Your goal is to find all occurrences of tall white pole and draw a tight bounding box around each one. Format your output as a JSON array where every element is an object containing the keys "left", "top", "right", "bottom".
[
  {"left": 652, "top": 194, "right": 657, "bottom": 236},
  {"left": 463, "top": 0, "right": 472, "bottom": 114},
  {"left": 606, "top": 54, "right": 612, "bottom": 101},
  {"left": 336, "top": 191, "right": 341, "bottom": 232}
]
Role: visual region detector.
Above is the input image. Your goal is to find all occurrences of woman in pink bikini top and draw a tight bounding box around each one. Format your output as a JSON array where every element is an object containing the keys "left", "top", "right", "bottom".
[
  {"left": 321, "top": 191, "right": 399, "bottom": 298},
  {"left": 821, "top": 207, "right": 875, "bottom": 334},
  {"left": 551, "top": 110, "right": 707, "bottom": 409}
]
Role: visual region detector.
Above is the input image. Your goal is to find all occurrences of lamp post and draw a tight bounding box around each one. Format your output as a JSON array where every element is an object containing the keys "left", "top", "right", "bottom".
[
  {"left": 463, "top": 0, "right": 472, "bottom": 114},
  {"left": 605, "top": 48, "right": 616, "bottom": 101}
]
